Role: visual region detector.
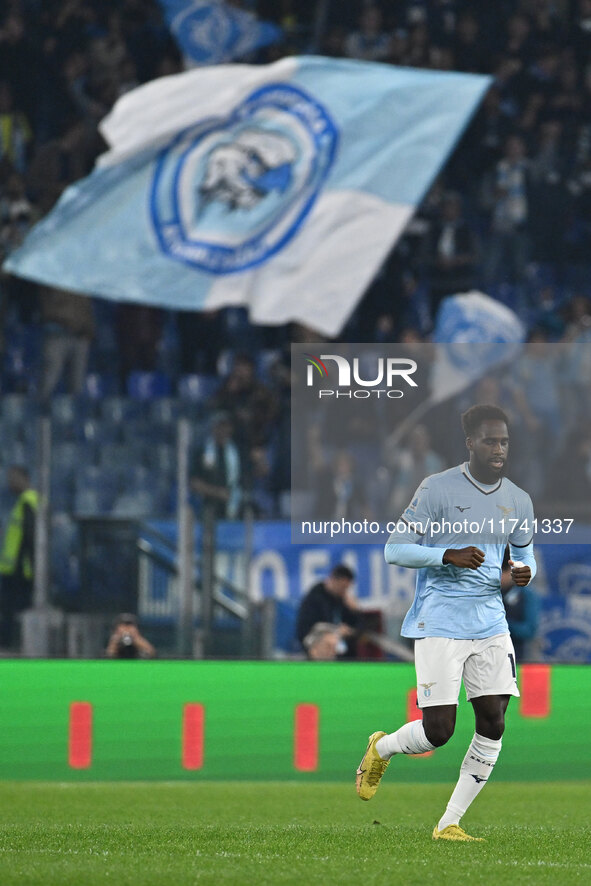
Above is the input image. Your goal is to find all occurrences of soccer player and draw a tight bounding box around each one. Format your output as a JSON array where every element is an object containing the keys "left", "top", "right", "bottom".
[{"left": 355, "top": 405, "right": 536, "bottom": 841}]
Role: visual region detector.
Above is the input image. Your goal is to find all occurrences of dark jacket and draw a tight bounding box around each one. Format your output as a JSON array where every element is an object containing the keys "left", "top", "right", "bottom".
[{"left": 296, "top": 582, "right": 359, "bottom": 645}]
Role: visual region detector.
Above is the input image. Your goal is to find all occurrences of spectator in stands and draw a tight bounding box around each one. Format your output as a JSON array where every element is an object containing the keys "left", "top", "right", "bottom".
[
  {"left": 424, "top": 191, "right": 479, "bottom": 312},
  {"left": 116, "top": 304, "right": 164, "bottom": 387},
  {"left": 544, "top": 423, "right": 591, "bottom": 504},
  {"left": 105, "top": 613, "right": 156, "bottom": 659},
  {"left": 313, "top": 449, "right": 371, "bottom": 521},
  {"left": 177, "top": 309, "right": 222, "bottom": 375},
  {"left": 27, "top": 116, "right": 94, "bottom": 214},
  {"left": 190, "top": 412, "right": 242, "bottom": 519},
  {"left": 244, "top": 446, "right": 276, "bottom": 518},
  {"left": 296, "top": 564, "right": 359, "bottom": 660},
  {"left": 0, "top": 465, "right": 38, "bottom": 649},
  {"left": 39, "top": 286, "right": 95, "bottom": 399},
  {"left": 483, "top": 135, "right": 531, "bottom": 288},
  {"left": 528, "top": 120, "right": 571, "bottom": 264},
  {"left": 0, "top": 170, "right": 34, "bottom": 261},
  {"left": 384, "top": 424, "right": 445, "bottom": 519},
  {"left": 214, "top": 353, "right": 278, "bottom": 451},
  {"left": 0, "top": 80, "right": 31, "bottom": 174},
  {"left": 343, "top": 5, "right": 391, "bottom": 62},
  {"left": 508, "top": 328, "right": 562, "bottom": 496}
]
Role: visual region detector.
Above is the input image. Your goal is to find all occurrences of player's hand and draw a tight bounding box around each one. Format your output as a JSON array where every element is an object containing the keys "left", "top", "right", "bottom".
[
  {"left": 442, "top": 546, "right": 485, "bottom": 569},
  {"left": 509, "top": 560, "right": 531, "bottom": 586}
]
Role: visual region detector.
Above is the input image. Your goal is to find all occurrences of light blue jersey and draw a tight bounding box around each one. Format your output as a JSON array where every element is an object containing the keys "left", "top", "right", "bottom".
[{"left": 385, "top": 463, "right": 537, "bottom": 640}]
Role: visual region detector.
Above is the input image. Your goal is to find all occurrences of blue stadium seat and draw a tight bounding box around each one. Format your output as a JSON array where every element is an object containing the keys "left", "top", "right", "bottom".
[
  {"left": 127, "top": 371, "right": 171, "bottom": 401},
  {"left": 1, "top": 393, "right": 35, "bottom": 427},
  {"left": 257, "top": 349, "right": 282, "bottom": 381},
  {"left": 100, "top": 396, "right": 146, "bottom": 424},
  {"left": 124, "top": 464, "right": 152, "bottom": 490},
  {"left": 76, "top": 464, "right": 120, "bottom": 500},
  {"left": 4, "top": 440, "right": 33, "bottom": 467},
  {"left": 149, "top": 397, "right": 182, "bottom": 426},
  {"left": 77, "top": 418, "right": 119, "bottom": 446},
  {"left": 73, "top": 487, "right": 110, "bottom": 516},
  {"left": 99, "top": 442, "right": 147, "bottom": 471},
  {"left": 52, "top": 442, "right": 89, "bottom": 484},
  {"left": 145, "top": 443, "right": 176, "bottom": 478},
  {"left": 111, "top": 490, "right": 158, "bottom": 517},
  {"left": 121, "top": 420, "right": 172, "bottom": 446},
  {"left": 50, "top": 477, "right": 74, "bottom": 513},
  {"left": 84, "top": 373, "right": 119, "bottom": 400},
  {"left": 178, "top": 374, "right": 220, "bottom": 403}
]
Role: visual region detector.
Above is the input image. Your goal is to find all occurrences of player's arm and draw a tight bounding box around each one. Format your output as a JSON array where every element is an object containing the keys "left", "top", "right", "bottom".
[
  {"left": 384, "top": 482, "right": 484, "bottom": 569},
  {"left": 508, "top": 493, "right": 537, "bottom": 586},
  {"left": 385, "top": 539, "right": 484, "bottom": 569},
  {"left": 508, "top": 542, "right": 536, "bottom": 586}
]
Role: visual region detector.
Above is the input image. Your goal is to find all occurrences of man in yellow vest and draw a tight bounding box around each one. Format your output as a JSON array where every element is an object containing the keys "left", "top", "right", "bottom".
[{"left": 0, "top": 465, "right": 38, "bottom": 649}]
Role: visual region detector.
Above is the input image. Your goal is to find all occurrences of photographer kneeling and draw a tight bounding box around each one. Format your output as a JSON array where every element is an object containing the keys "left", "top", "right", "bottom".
[{"left": 105, "top": 614, "right": 156, "bottom": 659}]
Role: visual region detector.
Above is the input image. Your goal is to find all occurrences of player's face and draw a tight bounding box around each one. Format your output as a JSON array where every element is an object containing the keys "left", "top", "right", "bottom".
[{"left": 467, "top": 420, "right": 509, "bottom": 481}]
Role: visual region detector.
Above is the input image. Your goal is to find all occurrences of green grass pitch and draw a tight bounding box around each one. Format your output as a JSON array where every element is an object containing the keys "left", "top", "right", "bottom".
[{"left": 0, "top": 782, "right": 589, "bottom": 885}]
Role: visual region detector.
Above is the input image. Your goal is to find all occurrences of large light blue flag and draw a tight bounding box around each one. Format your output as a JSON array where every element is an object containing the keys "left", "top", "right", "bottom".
[
  {"left": 5, "top": 57, "right": 490, "bottom": 336},
  {"left": 158, "top": 0, "right": 282, "bottom": 66}
]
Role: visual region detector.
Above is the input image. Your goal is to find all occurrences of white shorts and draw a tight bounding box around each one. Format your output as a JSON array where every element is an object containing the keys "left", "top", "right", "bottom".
[{"left": 414, "top": 633, "right": 519, "bottom": 709}]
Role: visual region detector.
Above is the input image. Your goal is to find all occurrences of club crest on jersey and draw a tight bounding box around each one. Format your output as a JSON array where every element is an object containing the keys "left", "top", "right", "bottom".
[
  {"left": 150, "top": 83, "right": 338, "bottom": 274},
  {"left": 497, "top": 505, "right": 514, "bottom": 516}
]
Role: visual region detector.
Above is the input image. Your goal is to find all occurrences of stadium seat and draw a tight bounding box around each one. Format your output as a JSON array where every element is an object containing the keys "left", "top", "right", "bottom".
[
  {"left": 121, "top": 419, "right": 172, "bottom": 446},
  {"left": 100, "top": 396, "right": 146, "bottom": 425},
  {"left": 127, "top": 371, "right": 171, "bottom": 400},
  {"left": 145, "top": 443, "right": 176, "bottom": 480},
  {"left": 124, "top": 464, "right": 152, "bottom": 490},
  {"left": 74, "top": 488, "right": 109, "bottom": 516},
  {"left": 1, "top": 393, "right": 35, "bottom": 427},
  {"left": 177, "top": 374, "right": 220, "bottom": 403},
  {"left": 149, "top": 397, "right": 182, "bottom": 426},
  {"left": 77, "top": 418, "right": 119, "bottom": 446},
  {"left": 257, "top": 349, "right": 282, "bottom": 381},
  {"left": 52, "top": 442, "right": 86, "bottom": 484},
  {"left": 84, "top": 372, "right": 118, "bottom": 400},
  {"left": 111, "top": 490, "right": 158, "bottom": 517},
  {"left": 99, "top": 441, "right": 147, "bottom": 472},
  {"left": 50, "top": 477, "right": 74, "bottom": 512}
]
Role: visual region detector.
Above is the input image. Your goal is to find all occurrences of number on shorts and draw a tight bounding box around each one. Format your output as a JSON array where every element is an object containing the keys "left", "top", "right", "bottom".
[{"left": 508, "top": 652, "right": 516, "bottom": 678}]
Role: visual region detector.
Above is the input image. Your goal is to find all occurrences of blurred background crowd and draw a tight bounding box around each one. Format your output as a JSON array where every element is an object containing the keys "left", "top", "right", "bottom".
[{"left": 0, "top": 0, "right": 590, "bottom": 657}]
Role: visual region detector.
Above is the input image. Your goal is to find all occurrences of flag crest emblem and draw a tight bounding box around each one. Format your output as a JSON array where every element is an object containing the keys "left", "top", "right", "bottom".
[{"left": 150, "top": 83, "right": 338, "bottom": 274}]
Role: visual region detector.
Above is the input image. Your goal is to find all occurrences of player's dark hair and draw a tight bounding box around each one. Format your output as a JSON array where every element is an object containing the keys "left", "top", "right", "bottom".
[
  {"left": 461, "top": 405, "right": 509, "bottom": 438},
  {"left": 330, "top": 564, "right": 355, "bottom": 581}
]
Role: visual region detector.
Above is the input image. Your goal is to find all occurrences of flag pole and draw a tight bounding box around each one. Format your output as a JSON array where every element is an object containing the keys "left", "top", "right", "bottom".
[{"left": 383, "top": 396, "right": 435, "bottom": 451}]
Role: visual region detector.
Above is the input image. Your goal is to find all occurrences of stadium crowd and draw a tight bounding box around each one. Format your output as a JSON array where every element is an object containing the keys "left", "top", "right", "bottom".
[{"left": 0, "top": 0, "right": 590, "bottom": 525}]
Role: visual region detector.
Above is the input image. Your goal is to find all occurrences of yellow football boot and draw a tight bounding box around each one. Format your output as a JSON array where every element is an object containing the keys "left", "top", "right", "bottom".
[
  {"left": 355, "top": 731, "right": 389, "bottom": 800},
  {"left": 432, "top": 824, "right": 485, "bottom": 842}
]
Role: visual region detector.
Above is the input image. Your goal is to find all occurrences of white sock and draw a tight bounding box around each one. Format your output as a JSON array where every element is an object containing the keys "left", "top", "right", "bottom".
[
  {"left": 375, "top": 720, "right": 436, "bottom": 759},
  {"left": 437, "top": 732, "right": 502, "bottom": 831}
]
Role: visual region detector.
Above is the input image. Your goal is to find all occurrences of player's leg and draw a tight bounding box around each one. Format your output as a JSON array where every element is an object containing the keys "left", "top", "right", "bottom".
[
  {"left": 434, "top": 633, "right": 518, "bottom": 840},
  {"left": 356, "top": 638, "right": 464, "bottom": 800}
]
